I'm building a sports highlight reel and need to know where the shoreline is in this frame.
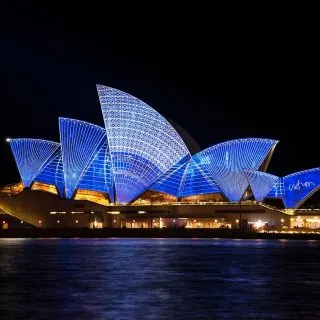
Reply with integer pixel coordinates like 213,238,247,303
1,228,320,240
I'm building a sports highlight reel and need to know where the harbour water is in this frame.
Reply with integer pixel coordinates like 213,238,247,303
0,238,319,319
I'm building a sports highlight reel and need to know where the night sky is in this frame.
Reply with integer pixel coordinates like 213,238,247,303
1,5,319,186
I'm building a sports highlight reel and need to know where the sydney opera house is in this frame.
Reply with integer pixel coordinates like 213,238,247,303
1,85,320,229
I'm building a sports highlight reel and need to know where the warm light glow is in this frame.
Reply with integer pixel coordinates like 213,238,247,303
76,220,79,223
0,181,23,195
281,219,284,223
5,138,11,142
138,211,146,214
253,220,266,228
31,182,58,195
107,211,120,214
306,218,320,223
132,190,178,205
74,189,110,206
236,219,239,223
57,220,60,223
113,220,116,223
2,221,5,224
39,220,42,224
21,221,23,224
181,193,224,203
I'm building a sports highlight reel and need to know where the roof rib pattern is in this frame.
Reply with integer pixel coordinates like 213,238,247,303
244,170,279,202
9,139,59,188
150,157,189,197
77,138,114,202
180,158,221,197
33,146,65,197
59,118,107,199
97,85,191,203
194,138,278,201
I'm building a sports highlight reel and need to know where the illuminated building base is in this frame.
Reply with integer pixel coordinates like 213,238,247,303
0,188,303,230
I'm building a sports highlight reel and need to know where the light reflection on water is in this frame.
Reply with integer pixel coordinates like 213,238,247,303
0,238,319,319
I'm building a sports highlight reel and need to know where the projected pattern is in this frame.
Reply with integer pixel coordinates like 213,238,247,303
59,118,107,199
267,180,285,198
77,139,114,202
282,168,320,208
33,146,65,197
244,170,279,202
180,158,221,197
195,139,278,201
151,158,189,197
9,139,59,188
97,85,191,203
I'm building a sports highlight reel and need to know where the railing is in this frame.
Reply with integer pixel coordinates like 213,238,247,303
116,200,285,209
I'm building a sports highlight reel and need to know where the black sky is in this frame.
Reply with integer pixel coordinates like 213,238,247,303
1,4,319,185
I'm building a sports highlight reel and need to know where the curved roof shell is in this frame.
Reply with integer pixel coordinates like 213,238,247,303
282,168,320,208
194,138,278,201
59,118,109,199
9,138,60,188
97,85,191,203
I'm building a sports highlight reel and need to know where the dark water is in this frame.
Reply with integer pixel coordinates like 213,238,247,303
0,239,319,319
